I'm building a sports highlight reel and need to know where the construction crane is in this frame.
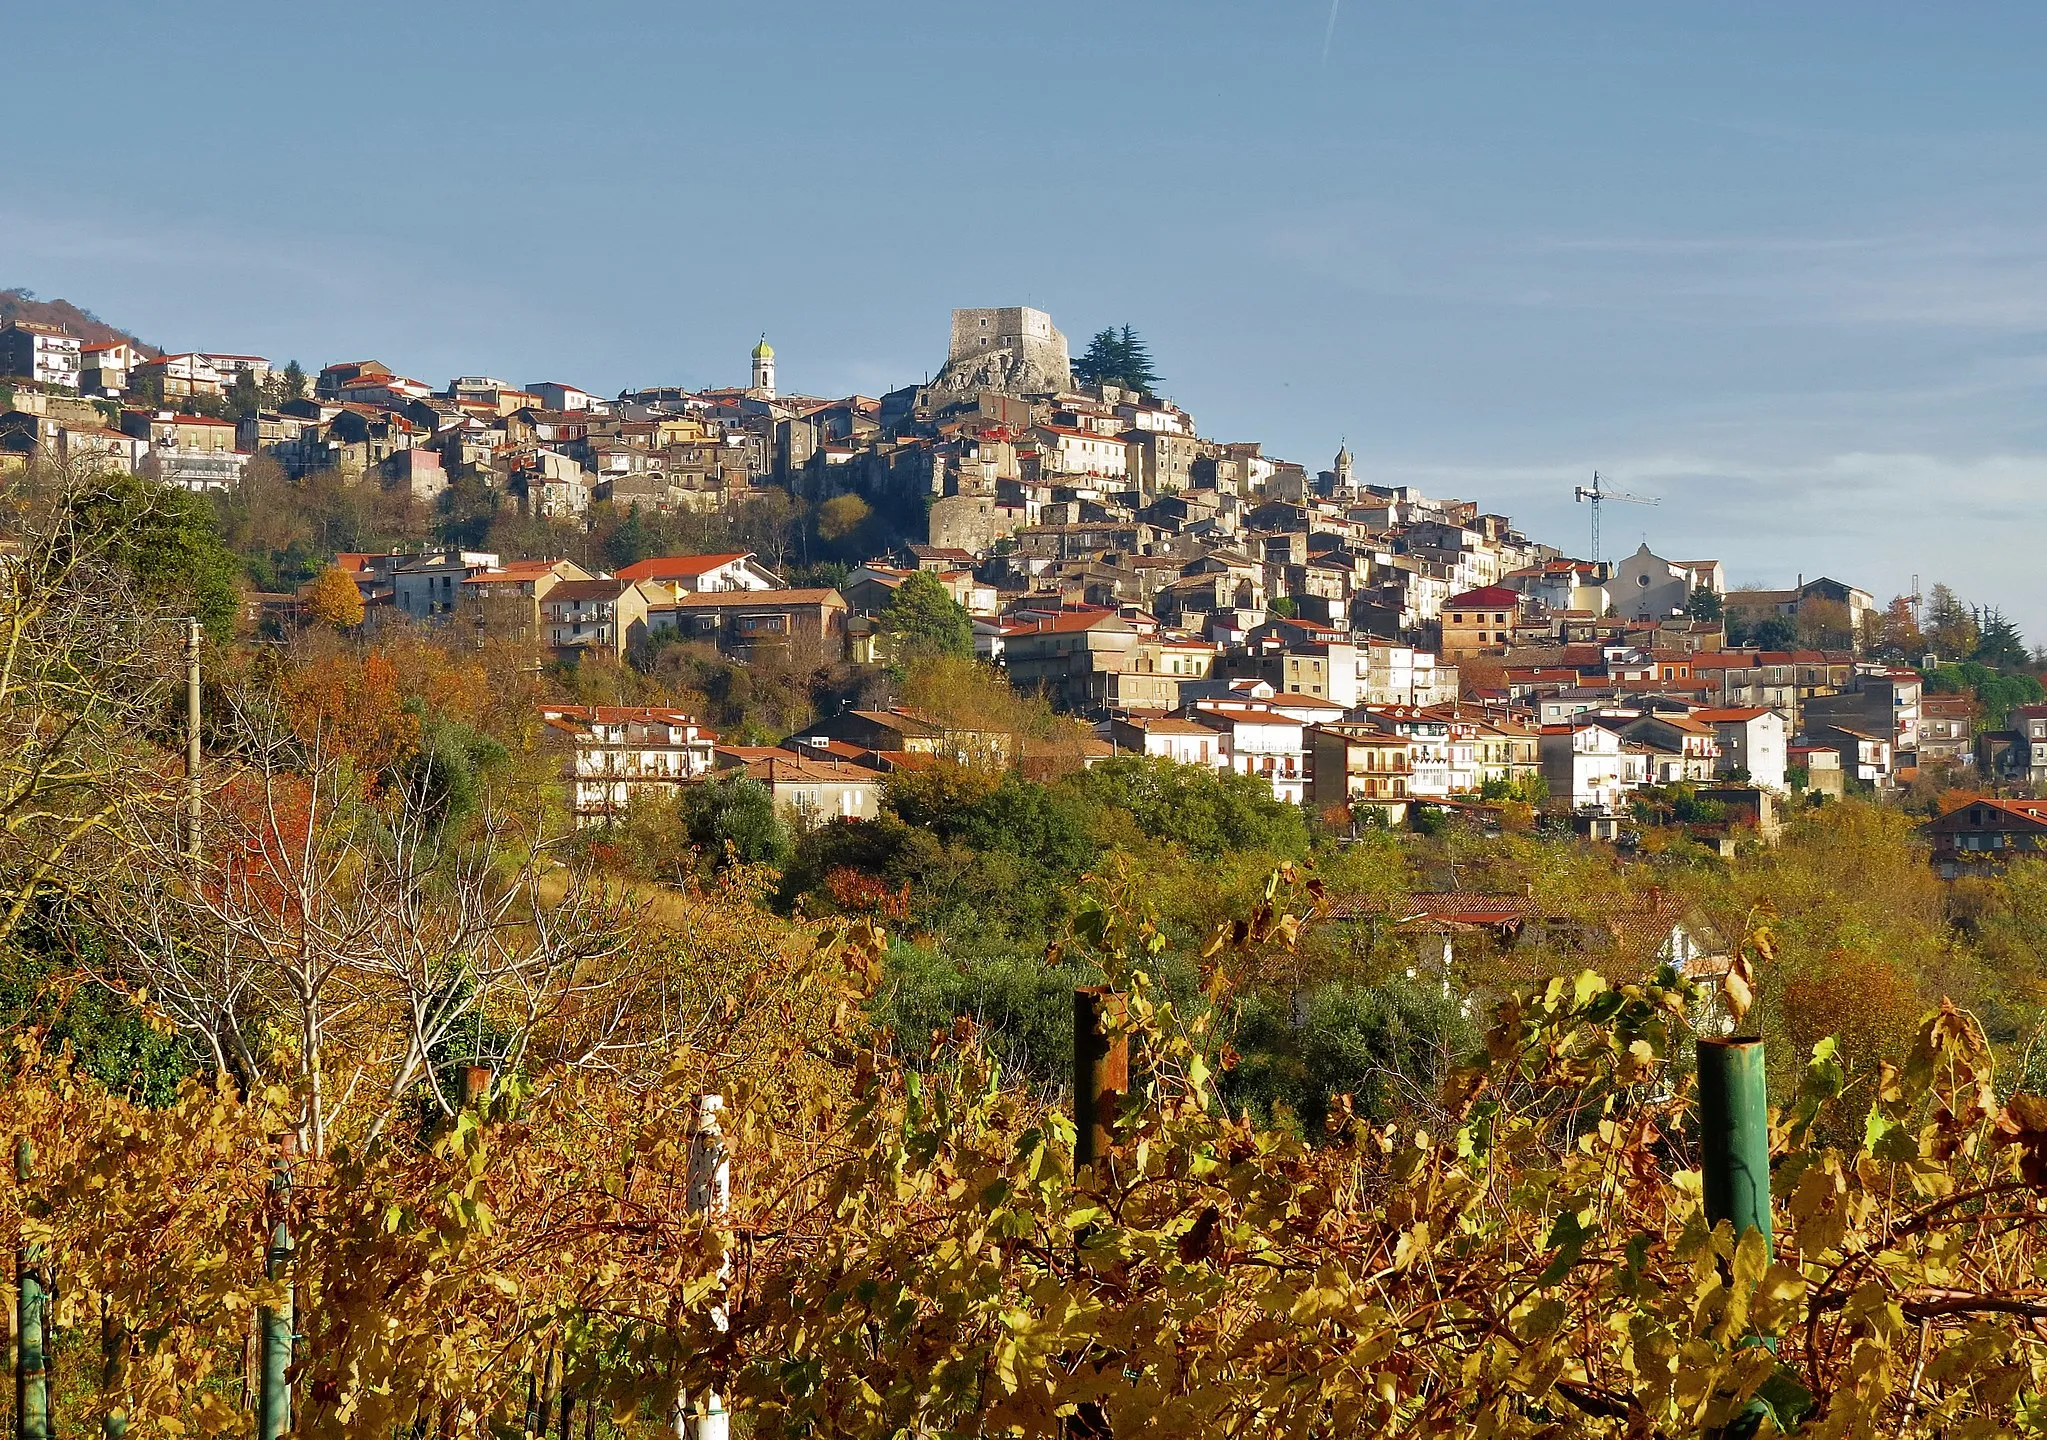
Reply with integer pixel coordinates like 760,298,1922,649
1573,471,1657,566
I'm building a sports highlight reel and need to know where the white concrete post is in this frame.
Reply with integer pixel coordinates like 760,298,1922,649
680,1094,730,1440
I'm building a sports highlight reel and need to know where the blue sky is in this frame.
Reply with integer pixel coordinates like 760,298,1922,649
6,2,2044,635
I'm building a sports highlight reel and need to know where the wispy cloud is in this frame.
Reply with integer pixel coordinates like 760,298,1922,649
1258,205,2047,331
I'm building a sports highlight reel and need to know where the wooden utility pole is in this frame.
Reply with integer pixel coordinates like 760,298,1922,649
185,618,203,868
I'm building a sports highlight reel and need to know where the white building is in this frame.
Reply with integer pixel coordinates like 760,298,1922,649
142,353,227,398
1029,424,1130,479
1189,702,1306,804
1540,722,1633,813
197,353,272,387
750,338,776,398
530,381,603,413
615,551,784,594
1357,642,1455,707
0,322,82,390
520,449,593,518
78,341,142,394
1694,707,1789,792
1107,715,1218,766
1611,714,1723,784
450,376,513,405
54,423,148,473
540,705,718,826
392,550,501,620
1355,707,1454,798
340,374,434,408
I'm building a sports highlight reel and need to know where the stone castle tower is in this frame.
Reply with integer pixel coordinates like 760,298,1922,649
751,336,775,398
934,306,1072,395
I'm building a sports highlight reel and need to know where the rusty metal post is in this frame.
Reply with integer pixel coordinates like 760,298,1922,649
1072,987,1128,1173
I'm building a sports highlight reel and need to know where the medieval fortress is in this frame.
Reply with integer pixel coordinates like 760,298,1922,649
936,306,1073,395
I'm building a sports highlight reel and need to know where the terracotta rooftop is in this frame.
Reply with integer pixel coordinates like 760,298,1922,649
615,552,755,581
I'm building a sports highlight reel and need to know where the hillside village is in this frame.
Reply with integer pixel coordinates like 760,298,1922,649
3,301,2043,858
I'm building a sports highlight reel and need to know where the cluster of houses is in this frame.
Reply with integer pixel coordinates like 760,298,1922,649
6,306,2043,850
539,700,1033,829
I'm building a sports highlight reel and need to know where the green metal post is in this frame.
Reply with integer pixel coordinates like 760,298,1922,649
1700,1037,1775,1439
257,1139,294,1440
1697,1038,1772,1253
16,1139,48,1440
102,1302,128,1440
256,1222,293,1437
1072,988,1128,1173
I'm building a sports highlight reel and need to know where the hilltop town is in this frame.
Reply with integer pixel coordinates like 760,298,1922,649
2,302,2041,857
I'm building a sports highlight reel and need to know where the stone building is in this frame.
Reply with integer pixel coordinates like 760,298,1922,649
935,307,1072,395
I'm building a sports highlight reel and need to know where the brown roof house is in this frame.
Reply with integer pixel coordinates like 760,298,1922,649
720,753,882,826
464,558,594,641
541,578,661,660
1921,797,2047,879
791,707,1014,769
645,587,849,661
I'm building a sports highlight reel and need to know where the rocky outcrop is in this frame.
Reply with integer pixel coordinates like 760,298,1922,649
930,343,1071,398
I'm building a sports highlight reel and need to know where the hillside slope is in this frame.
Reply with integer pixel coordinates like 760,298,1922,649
0,289,157,355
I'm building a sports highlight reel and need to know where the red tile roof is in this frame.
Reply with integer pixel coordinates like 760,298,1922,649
615,552,754,581
1446,586,1522,609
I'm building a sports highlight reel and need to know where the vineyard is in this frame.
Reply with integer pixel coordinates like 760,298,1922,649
1,471,2046,1437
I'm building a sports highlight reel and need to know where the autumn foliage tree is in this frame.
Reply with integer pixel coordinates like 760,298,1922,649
301,565,365,628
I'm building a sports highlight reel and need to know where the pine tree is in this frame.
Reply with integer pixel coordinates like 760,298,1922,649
1116,324,1161,393
1071,326,1163,396
1975,607,2028,668
1073,330,1121,388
